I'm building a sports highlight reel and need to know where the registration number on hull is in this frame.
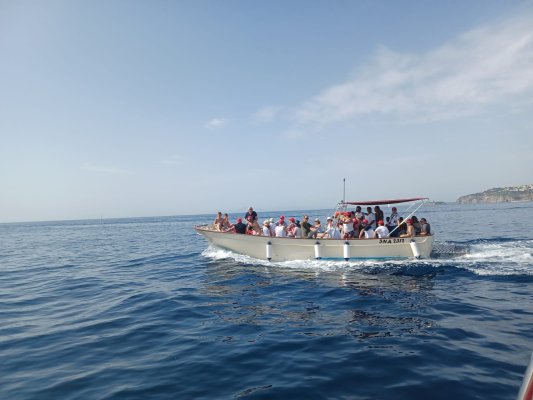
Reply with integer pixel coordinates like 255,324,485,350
379,238,405,244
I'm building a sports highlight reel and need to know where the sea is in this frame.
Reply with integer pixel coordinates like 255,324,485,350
1,202,532,400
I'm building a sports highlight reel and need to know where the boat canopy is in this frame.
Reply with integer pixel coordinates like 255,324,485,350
342,197,428,206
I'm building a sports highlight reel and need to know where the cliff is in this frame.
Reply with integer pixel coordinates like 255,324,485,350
457,184,533,204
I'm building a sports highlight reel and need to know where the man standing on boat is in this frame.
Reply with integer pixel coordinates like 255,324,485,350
245,207,258,222
301,215,312,238
365,207,375,227
374,206,384,227
387,207,399,230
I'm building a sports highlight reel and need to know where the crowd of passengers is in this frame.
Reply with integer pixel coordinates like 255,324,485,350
212,206,431,239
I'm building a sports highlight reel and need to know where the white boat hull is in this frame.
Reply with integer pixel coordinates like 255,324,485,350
195,226,434,261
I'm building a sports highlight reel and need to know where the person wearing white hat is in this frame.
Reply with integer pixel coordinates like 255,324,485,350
268,218,276,236
322,216,341,239
262,220,272,236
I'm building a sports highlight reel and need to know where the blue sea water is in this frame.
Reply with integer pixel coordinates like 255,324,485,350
1,202,532,400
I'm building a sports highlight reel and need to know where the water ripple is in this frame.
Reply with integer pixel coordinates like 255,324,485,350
1,207,532,399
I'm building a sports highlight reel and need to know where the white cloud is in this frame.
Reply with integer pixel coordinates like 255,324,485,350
205,118,228,129
80,163,130,175
252,105,281,123
294,13,533,127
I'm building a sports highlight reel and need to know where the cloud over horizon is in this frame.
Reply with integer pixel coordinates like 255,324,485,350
205,118,228,129
252,106,281,123
293,12,533,127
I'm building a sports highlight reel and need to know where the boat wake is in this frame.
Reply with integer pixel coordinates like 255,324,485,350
455,239,533,276
202,239,533,276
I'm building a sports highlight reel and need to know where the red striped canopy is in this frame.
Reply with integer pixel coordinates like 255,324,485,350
343,197,428,206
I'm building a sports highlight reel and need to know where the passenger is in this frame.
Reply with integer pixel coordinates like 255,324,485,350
387,207,400,231
391,217,406,237
322,217,341,239
307,218,324,239
374,220,390,238
359,219,375,239
274,222,288,237
354,213,363,232
213,212,224,230
374,206,384,228
395,217,407,237
245,207,258,222
352,218,360,238
341,216,355,239
411,216,421,235
246,216,261,235
287,217,301,238
354,206,364,220
262,220,272,236
268,218,276,236
419,218,431,235
301,215,312,238
222,213,232,230
233,218,247,234
400,219,416,237
277,215,287,227
365,207,375,228
245,216,254,235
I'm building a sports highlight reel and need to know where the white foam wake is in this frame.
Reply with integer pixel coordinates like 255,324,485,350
201,241,533,276
456,240,533,276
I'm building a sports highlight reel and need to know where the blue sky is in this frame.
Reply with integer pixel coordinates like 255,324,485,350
1,0,533,222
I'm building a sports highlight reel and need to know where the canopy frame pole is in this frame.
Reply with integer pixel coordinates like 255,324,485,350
343,178,346,204
389,199,428,236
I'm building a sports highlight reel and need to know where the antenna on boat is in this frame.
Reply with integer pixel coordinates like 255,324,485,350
342,178,346,203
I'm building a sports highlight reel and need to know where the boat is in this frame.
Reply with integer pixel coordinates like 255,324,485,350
518,352,533,400
195,198,434,262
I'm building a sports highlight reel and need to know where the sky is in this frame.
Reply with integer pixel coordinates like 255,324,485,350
1,0,533,222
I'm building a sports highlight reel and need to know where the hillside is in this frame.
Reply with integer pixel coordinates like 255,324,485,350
457,184,533,203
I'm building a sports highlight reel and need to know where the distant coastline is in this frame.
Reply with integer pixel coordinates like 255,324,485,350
457,184,533,204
